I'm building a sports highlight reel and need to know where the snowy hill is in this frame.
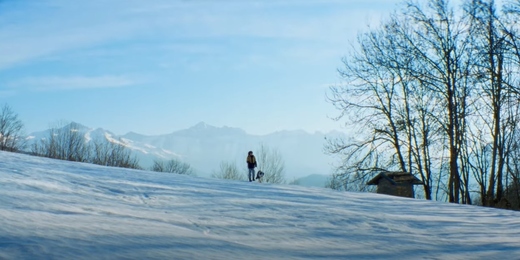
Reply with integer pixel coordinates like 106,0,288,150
27,122,340,179
1,151,519,259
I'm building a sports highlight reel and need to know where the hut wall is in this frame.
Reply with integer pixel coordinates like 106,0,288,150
376,178,397,196
396,185,414,198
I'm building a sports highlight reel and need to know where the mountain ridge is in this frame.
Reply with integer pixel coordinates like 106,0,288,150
26,121,343,180
120,121,336,138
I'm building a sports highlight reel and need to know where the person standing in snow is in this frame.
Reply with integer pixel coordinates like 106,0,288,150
247,151,257,182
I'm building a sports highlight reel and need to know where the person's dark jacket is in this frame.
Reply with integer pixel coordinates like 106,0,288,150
247,155,257,169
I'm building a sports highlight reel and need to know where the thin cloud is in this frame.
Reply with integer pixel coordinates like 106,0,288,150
0,90,17,98
0,0,401,70
8,75,139,92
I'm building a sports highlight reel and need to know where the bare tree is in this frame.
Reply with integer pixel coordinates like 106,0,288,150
0,104,25,152
255,144,285,184
403,0,475,203
328,0,482,204
326,0,520,209
325,173,346,191
91,138,141,169
327,5,445,200
462,0,520,206
151,158,194,175
32,122,90,162
287,178,301,185
31,122,141,169
212,161,244,180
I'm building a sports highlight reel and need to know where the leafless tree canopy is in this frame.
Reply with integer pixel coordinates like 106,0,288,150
212,161,244,181
31,122,141,170
91,139,141,169
328,0,520,209
256,144,285,184
0,104,25,152
32,122,90,162
151,159,195,175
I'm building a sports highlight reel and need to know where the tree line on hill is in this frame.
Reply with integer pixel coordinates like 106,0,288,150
327,0,520,210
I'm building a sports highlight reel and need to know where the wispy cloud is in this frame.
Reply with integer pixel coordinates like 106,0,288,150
8,75,139,92
0,0,165,70
0,90,17,98
0,0,401,70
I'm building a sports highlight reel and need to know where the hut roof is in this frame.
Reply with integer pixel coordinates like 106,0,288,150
367,171,423,185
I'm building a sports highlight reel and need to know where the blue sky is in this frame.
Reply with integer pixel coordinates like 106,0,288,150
0,0,402,135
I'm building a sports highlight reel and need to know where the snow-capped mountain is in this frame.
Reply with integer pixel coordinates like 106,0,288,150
25,122,180,168
26,122,342,179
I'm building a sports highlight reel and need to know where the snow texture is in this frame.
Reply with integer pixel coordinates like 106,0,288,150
1,151,519,259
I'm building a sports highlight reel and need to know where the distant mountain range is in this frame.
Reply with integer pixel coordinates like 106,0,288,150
26,122,343,186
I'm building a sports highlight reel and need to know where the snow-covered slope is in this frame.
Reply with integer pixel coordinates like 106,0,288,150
1,151,519,259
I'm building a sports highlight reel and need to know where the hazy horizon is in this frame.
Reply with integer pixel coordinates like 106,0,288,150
26,120,347,137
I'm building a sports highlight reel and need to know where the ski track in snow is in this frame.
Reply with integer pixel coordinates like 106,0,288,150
1,151,520,259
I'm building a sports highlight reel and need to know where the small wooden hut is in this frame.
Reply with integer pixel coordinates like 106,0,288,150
367,171,423,198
